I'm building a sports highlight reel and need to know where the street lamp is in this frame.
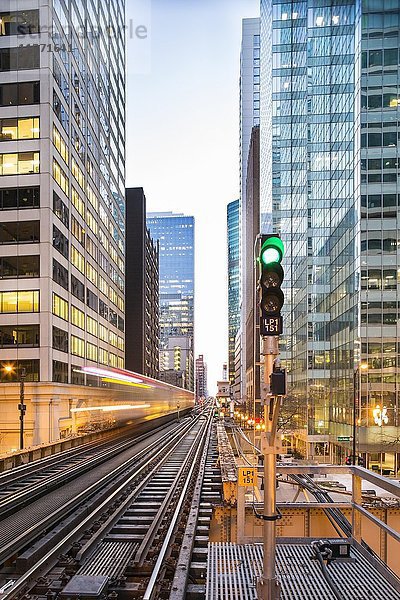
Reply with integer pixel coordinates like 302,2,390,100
3,364,26,450
352,362,368,465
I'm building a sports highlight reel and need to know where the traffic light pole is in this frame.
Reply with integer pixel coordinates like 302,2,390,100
257,336,281,600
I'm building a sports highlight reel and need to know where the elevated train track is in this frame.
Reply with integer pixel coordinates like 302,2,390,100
0,406,217,600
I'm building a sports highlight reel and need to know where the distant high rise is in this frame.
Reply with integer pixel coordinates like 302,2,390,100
227,199,240,388
240,17,261,405
195,354,208,402
260,0,400,471
125,188,159,379
147,212,194,391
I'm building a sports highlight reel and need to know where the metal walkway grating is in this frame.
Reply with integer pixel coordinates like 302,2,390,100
78,541,138,579
206,542,400,599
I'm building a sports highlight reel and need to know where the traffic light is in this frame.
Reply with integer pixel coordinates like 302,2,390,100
259,234,284,336
270,367,286,396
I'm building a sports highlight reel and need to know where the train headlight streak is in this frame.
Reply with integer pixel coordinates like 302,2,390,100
70,404,151,413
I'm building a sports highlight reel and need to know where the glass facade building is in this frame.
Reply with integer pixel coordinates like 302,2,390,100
260,0,400,470
227,199,240,386
0,0,126,386
147,212,194,391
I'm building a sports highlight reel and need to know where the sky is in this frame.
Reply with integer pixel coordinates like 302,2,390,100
125,0,260,390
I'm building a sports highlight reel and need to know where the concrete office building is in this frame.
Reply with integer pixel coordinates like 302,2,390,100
227,199,240,388
147,212,194,391
125,188,159,379
260,0,400,471
0,1,126,450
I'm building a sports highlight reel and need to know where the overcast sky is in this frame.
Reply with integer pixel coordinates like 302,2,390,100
125,0,260,390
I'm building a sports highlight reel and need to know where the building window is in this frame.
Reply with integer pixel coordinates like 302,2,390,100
99,324,108,342
0,10,39,35
53,293,68,321
53,225,69,259
87,315,98,336
0,290,39,313
0,187,39,210
53,258,68,290
0,255,39,278
0,81,40,106
109,353,118,367
71,245,84,274
86,342,98,362
71,215,84,245
87,289,98,311
0,220,39,244
71,305,85,329
0,117,39,141
53,124,69,165
0,360,39,382
71,334,85,358
53,159,68,195
86,262,97,286
0,152,39,175
109,309,117,327
118,316,124,332
72,187,84,217
71,365,84,385
53,191,69,226
53,360,68,383
99,299,108,319
53,326,68,352
0,46,40,72
99,348,108,365
0,324,39,347
71,274,85,302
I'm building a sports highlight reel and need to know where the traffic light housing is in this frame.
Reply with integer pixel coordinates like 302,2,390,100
259,235,284,336
270,367,286,396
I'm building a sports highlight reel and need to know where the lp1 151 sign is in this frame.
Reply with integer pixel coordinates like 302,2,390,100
261,316,283,336
238,467,258,487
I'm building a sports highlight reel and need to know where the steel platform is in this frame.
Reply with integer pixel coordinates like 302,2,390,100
206,541,400,599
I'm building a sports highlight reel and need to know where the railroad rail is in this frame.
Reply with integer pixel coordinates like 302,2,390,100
0,406,218,600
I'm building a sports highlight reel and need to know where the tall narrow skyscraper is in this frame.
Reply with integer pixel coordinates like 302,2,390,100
0,1,126,449
240,18,261,405
227,199,240,389
147,212,195,391
195,354,208,402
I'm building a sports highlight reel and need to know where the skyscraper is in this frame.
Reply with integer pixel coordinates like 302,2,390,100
260,0,400,471
240,18,261,405
227,199,240,389
195,354,208,402
147,212,194,391
125,188,159,379
0,1,126,449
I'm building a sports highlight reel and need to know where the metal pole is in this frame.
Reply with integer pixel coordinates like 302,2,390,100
258,336,280,600
352,368,357,465
19,367,26,451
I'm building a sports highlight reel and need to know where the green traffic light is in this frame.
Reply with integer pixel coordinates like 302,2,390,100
260,236,284,265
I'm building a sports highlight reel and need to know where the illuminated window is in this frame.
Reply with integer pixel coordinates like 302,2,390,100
71,334,84,357
86,262,97,286
53,293,68,321
71,245,84,274
0,117,39,141
86,209,97,235
53,159,68,195
118,336,124,351
117,356,124,369
109,331,118,348
71,305,85,329
53,124,69,165
86,341,98,362
72,187,85,217
72,157,84,190
87,315,98,336
71,215,84,245
99,348,108,365
109,287,118,306
0,152,39,175
99,275,108,296
0,290,39,313
109,352,117,367
86,236,97,261
117,296,124,311
86,183,98,211
99,324,108,342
